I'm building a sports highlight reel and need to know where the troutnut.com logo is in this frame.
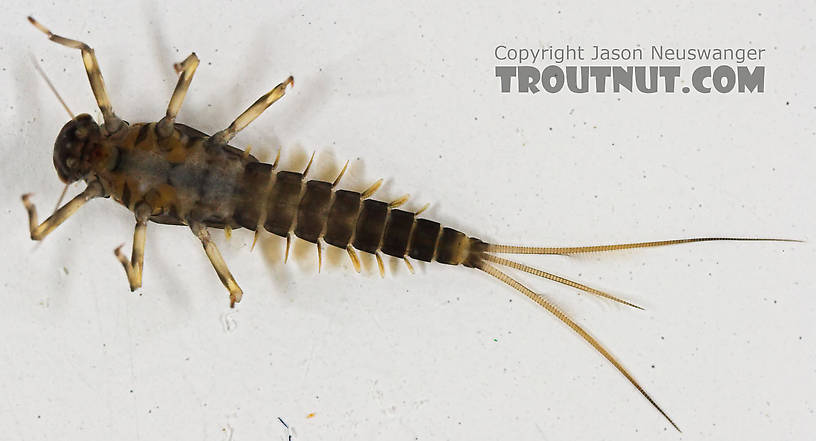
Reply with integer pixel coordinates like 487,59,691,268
495,45,766,94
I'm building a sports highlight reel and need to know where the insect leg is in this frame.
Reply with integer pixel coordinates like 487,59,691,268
157,53,200,137
114,204,151,291
209,76,294,145
27,17,123,134
191,222,243,308
22,182,104,241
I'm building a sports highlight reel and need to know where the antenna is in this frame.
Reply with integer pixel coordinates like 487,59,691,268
30,55,75,119
30,57,74,218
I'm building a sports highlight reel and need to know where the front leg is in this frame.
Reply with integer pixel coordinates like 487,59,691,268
114,203,151,291
28,17,123,133
22,182,103,241
190,222,243,308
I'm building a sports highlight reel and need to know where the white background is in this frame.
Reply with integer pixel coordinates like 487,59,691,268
1,1,814,440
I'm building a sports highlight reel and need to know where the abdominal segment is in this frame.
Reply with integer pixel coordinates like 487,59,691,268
230,161,481,266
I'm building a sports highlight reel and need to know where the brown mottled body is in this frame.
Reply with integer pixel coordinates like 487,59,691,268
23,17,792,431
99,120,485,268
101,122,257,229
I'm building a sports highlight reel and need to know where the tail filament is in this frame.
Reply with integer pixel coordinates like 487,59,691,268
478,262,681,431
487,237,799,255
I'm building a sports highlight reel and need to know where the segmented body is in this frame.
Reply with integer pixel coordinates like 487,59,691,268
99,121,486,268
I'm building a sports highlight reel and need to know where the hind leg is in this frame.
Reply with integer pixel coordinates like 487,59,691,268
114,204,151,291
209,76,294,145
190,222,243,307
28,17,123,133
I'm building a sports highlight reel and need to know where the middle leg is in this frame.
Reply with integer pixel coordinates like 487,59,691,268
156,53,200,137
114,203,151,291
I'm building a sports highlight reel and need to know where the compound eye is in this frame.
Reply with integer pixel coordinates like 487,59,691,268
75,127,88,139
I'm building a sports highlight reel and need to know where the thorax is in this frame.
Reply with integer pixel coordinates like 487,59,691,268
92,122,257,226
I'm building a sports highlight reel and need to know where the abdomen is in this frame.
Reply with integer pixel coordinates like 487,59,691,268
230,164,485,266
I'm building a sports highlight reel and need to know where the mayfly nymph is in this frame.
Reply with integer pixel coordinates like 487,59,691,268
22,17,793,431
